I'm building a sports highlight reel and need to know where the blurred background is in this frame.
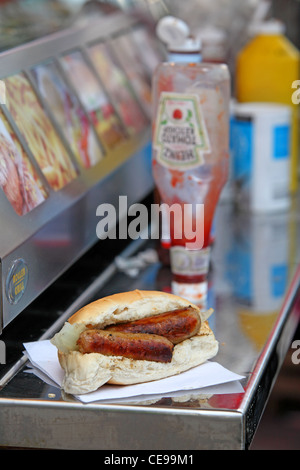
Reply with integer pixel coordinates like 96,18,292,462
0,0,299,54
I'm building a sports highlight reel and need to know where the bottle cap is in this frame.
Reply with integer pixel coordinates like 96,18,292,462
250,18,285,36
156,15,201,53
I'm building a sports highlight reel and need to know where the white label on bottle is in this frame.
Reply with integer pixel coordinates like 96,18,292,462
170,246,211,276
153,92,211,170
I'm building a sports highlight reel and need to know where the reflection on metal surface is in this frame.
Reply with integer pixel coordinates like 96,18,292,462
0,200,298,449
226,211,290,351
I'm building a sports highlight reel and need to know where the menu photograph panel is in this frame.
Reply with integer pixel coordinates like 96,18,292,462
131,27,164,76
4,73,77,191
60,51,127,150
109,34,152,118
88,42,148,135
0,108,47,215
32,60,104,169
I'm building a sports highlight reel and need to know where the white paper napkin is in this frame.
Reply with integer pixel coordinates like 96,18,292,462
23,340,245,404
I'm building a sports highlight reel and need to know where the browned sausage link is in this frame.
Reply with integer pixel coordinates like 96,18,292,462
105,307,201,345
77,329,174,363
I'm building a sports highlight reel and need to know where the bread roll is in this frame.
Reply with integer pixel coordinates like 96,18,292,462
51,290,218,394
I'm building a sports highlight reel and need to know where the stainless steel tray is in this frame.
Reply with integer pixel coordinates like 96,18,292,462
0,201,299,450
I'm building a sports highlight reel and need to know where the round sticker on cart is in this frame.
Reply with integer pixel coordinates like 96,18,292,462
5,258,29,305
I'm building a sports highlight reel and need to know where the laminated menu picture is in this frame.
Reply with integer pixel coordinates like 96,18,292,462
131,27,164,75
88,42,148,135
110,34,152,118
32,61,103,169
61,51,127,150
0,108,46,215
5,73,77,191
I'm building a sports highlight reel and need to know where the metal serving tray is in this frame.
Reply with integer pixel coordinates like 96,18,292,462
0,200,299,450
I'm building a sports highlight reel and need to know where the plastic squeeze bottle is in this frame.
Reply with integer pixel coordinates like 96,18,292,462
152,16,230,305
154,17,203,261
236,19,300,193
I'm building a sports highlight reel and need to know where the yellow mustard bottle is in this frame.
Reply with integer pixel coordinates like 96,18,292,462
236,19,300,193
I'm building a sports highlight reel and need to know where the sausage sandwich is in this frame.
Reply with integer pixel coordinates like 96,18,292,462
51,290,218,394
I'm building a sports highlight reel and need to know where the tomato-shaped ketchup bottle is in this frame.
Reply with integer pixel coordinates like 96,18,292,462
152,16,230,307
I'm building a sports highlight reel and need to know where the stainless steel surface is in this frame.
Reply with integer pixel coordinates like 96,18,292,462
0,200,299,450
0,10,154,330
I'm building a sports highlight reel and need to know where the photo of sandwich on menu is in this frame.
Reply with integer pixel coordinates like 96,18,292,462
5,73,77,191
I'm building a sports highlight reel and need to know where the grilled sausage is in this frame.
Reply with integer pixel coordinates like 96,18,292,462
77,329,174,363
105,307,201,345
